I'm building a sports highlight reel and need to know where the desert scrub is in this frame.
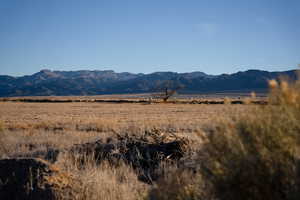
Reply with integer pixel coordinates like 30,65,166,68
197,78,300,200
147,77,300,200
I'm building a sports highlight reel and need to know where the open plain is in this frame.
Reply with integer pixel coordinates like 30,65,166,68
0,100,249,199
0,101,248,152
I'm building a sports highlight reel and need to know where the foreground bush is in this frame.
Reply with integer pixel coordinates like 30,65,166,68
149,77,300,200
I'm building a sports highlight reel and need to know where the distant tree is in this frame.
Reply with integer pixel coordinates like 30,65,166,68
152,80,184,102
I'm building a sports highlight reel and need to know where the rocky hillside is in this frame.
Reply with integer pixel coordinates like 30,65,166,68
0,69,298,97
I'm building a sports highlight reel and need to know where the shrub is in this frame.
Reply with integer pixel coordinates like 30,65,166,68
223,97,231,105
198,78,300,200
147,76,300,200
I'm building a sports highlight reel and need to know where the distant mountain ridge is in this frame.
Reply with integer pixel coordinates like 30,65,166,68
0,69,298,97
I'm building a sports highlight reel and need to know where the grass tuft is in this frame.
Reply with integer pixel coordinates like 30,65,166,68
56,152,148,200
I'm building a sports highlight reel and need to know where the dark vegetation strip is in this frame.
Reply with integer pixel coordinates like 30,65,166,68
0,98,268,105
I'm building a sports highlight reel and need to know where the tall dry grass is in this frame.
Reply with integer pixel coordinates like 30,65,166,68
0,121,3,132
148,168,211,200
0,121,8,158
56,152,148,200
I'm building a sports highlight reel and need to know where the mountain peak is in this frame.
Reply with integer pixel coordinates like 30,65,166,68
40,69,52,73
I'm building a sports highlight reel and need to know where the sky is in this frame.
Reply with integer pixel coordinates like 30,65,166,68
0,0,299,76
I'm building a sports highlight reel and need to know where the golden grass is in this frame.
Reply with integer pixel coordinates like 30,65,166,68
0,102,249,160
148,168,207,200
56,153,147,200
0,102,246,134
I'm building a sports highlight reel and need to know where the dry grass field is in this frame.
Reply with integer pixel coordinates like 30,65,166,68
0,102,247,165
0,79,299,200
0,101,247,199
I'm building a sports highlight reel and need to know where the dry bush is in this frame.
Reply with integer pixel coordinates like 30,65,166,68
56,152,148,200
197,78,300,200
223,97,231,105
268,78,300,106
147,77,300,200
242,97,252,105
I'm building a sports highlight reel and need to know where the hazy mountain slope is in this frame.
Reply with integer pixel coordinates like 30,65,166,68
181,70,298,92
0,69,298,97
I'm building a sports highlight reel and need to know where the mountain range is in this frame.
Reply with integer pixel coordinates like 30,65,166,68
0,69,298,97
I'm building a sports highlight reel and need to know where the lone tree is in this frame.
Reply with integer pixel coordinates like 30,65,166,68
152,80,184,102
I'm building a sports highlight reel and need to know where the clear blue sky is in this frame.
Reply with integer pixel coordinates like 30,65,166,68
0,0,299,76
